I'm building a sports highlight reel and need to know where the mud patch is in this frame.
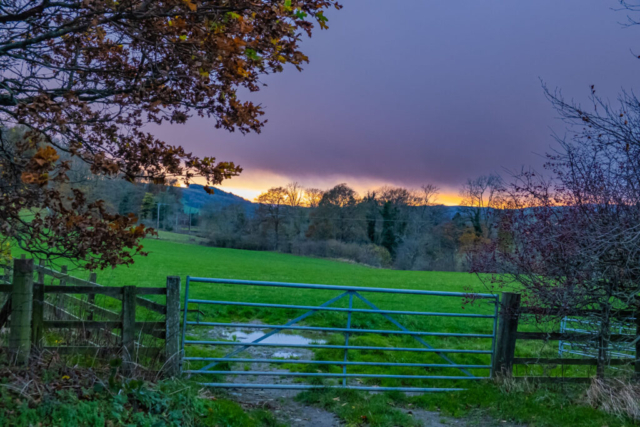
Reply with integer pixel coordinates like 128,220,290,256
401,407,525,426
232,392,341,426
200,326,520,426
205,325,340,425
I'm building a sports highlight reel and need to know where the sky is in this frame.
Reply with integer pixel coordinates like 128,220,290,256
158,0,640,204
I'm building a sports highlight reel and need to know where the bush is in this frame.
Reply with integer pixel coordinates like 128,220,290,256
207,232,270,251
207,232,392,268
393,238,462,272
290,240,391,268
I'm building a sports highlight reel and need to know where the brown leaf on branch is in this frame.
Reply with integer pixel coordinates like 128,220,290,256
0,0,341,268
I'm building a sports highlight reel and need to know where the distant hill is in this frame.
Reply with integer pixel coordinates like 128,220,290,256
181,184,254,213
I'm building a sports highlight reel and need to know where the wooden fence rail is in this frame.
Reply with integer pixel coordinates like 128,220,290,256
494,292,640,383
0,258,180,377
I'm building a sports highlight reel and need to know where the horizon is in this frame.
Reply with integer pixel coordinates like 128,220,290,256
196,180,464,206
158,0,639,204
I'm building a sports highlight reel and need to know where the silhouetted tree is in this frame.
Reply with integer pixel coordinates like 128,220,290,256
313,183,360,242
459,174,503,238
256,187,288,249
304,188,324,208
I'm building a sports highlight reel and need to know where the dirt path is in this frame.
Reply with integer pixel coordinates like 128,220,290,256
227,386,519,427
203,327,522,426
400,407,524,427
229,388,340,426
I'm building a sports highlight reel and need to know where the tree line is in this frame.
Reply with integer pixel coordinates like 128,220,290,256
41,148,504,272
200,178,504,271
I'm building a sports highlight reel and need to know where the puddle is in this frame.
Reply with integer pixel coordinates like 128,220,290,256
272,351,300,359
218,329,326,346
206,327,327,359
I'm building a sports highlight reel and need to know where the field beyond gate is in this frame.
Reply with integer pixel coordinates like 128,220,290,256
181,277,500,392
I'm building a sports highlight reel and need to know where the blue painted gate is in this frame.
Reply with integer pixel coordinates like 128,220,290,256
180,277,499,393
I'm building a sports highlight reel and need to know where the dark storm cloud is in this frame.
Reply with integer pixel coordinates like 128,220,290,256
158,0,639,190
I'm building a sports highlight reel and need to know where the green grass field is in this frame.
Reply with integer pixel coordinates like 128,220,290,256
14,234,601,379
10,233,636,426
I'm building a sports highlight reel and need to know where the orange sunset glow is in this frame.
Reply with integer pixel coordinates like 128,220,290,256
210,170,464,205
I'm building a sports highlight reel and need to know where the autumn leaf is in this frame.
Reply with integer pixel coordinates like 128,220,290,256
32,146,60,167
183,0,197,12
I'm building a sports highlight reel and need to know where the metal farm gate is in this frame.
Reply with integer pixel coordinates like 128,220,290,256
180,277,499,392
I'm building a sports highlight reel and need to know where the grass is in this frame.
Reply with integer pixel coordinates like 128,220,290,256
9,232,637,426
0,374,283,427
22,236,504,381
42,235,599,378
295,383,638,427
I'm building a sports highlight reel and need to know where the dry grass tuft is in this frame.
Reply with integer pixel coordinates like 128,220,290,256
495,372,535,394
586,378,640,421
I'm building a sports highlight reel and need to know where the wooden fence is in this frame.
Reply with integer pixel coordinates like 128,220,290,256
494,292,640,383
0,258,180,376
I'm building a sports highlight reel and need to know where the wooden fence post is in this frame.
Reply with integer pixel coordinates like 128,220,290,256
2,263,9,282
31,260,45,350
59,265,67,286
165,276,181,377
37,259,45,285
121,286,136,375
494,292,521,376
0,261,13,328
85,272,97,341
9,258,34,364
53,265,68,319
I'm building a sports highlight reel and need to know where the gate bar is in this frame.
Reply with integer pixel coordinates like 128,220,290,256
200,383,466,392
187,299,496,318
186,321,495,338
184,357,491,369
186,371,490,380
183,340,492,353
188,277,497,298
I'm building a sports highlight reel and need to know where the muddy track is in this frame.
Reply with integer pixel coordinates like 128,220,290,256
201,327,521,426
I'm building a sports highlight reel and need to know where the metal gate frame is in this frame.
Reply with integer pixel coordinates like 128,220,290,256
181,277,499,392
559,316,637,359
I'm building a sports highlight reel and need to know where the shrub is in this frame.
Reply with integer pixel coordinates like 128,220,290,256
290,240,391,268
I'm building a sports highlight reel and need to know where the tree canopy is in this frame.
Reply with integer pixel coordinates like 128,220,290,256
0,0,341,268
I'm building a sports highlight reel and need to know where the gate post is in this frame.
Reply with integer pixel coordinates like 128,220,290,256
9,258,34,365
165,276,181,377
494,292,521,376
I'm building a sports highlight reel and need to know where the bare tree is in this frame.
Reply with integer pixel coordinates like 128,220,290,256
285,182,304,207
304,188,324,208
378,186,418,206
418,184,440,206
459,174,503,237
472,86,640,378
409,184,442,236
